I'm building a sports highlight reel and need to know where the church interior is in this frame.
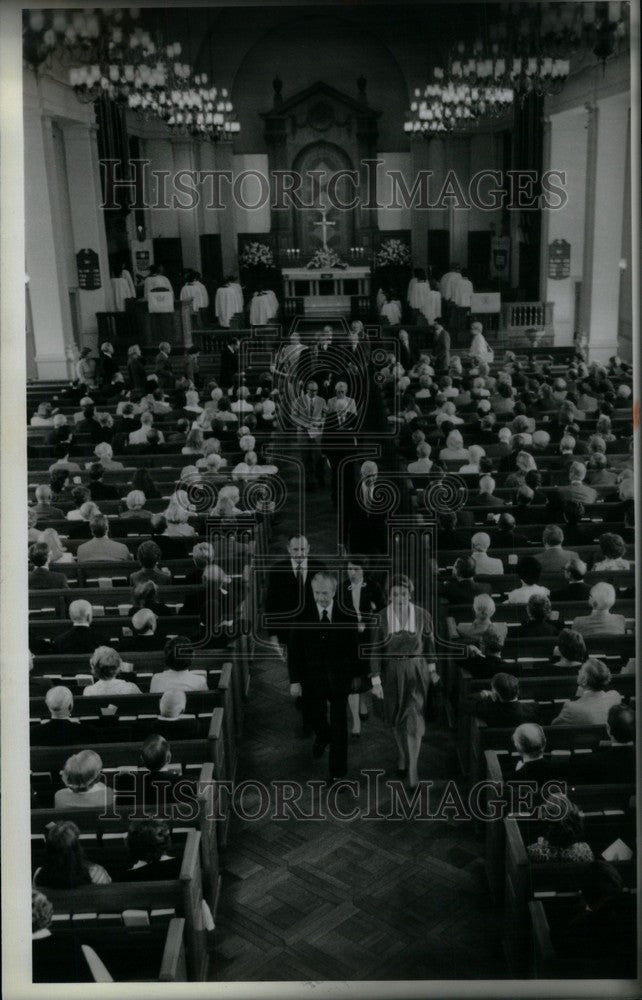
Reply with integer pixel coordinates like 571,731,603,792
16,0,639,989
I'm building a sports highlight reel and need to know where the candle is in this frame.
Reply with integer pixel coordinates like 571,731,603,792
608,1,621,22
583,2,595,24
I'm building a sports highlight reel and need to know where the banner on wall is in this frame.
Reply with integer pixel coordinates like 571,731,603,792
548,238,571,279
489,237,510,280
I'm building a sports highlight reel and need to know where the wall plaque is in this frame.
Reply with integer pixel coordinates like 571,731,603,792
76,248,101,290
548,238,571,279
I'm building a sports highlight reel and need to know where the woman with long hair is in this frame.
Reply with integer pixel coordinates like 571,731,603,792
33,821,111,889
370,575,440,789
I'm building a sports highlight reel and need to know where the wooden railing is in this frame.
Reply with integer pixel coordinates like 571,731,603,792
501,301,554,331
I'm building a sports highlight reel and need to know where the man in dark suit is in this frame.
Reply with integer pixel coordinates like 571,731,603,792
31,485,65,523
30,686,93,746
488,513,532,550
348,461,388,555
440,556,492,604
432,319,451,373
550,558,592,602
88,462,120,501
310,326,338,398
55,599,100,653
435,511,472,550
134,689,199,741
470,672,538,728
569,703,635,785
95,341,119,388
509,722,567,785
219,336,241,389
288,571,362,782
264,534,321,661
154,342,175,392
475,475,506,508
29,542,69,590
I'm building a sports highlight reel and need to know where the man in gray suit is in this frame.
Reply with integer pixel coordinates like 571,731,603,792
77,514,130,563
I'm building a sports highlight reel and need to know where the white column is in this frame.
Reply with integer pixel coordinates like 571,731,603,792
63,120,113,347
24,92,74,378
586,91,629,362
544,106,588,345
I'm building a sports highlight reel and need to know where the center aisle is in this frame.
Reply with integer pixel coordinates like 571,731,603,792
213,433,507,982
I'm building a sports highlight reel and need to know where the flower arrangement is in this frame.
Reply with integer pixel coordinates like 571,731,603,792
240,243,275,268
306,249,346,270
374,239,412,267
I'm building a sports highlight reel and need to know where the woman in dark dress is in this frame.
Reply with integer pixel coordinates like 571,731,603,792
370,575,440,788
340,557,385,737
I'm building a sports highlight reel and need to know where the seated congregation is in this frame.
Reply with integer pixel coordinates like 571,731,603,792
27,322,636,981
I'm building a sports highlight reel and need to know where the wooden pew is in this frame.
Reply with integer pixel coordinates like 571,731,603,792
503,808,635,974
31,710,227,806
42,829,209,980
528,894,637,979
30,672,239,783
31,763,222,919
483,748,635,906
37,917,187,982
456,671,635,775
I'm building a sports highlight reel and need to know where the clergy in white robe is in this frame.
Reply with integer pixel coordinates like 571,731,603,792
380,297,402,326
121,267,136,299
415,282,441,325
439,266,461,302
250,290,278,326
193,275,210,309
111,276,131,312
215,283,240,328
144,269,174,314
407,275,419,308
180,279,201,314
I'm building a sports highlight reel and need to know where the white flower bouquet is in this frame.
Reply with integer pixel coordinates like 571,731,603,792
240,242,275,268
306,248,346,269
374,239,412,267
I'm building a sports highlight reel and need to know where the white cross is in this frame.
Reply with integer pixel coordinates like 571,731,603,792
312,206,336,251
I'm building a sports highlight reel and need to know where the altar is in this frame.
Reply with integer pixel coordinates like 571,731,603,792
282,266,371,317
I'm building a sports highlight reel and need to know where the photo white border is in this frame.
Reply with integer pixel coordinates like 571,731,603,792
1,1,640,998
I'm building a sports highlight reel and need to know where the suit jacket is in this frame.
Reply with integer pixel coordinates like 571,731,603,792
489,529,532,549
535,546,580,572
551,689,622,726
288,601,362,693
30,718,96,747
515,619,562,638
571,611,627,636
77,537,131,562
559,482,598,505
550,581,592,602
293,393,327,434
433,327,451,370
133,716,200,741
472,698,538,728
475,492,506,508
29,567,68,590
339,579,385,622
264,558,322,641
55,625,101,654
508,755,566,784
89,481,120,501
95,351,120,386
219,345,240,388
155,352,174,389
127,356,148,391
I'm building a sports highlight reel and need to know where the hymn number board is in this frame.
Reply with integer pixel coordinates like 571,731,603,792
548,239,571,280
76,248,102,290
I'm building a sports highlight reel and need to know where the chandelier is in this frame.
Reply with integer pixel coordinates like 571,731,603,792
23,10,241,142
404,79,513,136
410,0,631,128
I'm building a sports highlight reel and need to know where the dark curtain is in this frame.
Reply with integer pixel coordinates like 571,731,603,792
512,93,544,300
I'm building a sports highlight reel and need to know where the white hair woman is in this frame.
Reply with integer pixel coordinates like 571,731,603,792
38,528,75,563
456,593,508,642
439,429,470,462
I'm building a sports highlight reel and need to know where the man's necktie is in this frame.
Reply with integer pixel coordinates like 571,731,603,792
321,609,329,622
295,563,303,582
